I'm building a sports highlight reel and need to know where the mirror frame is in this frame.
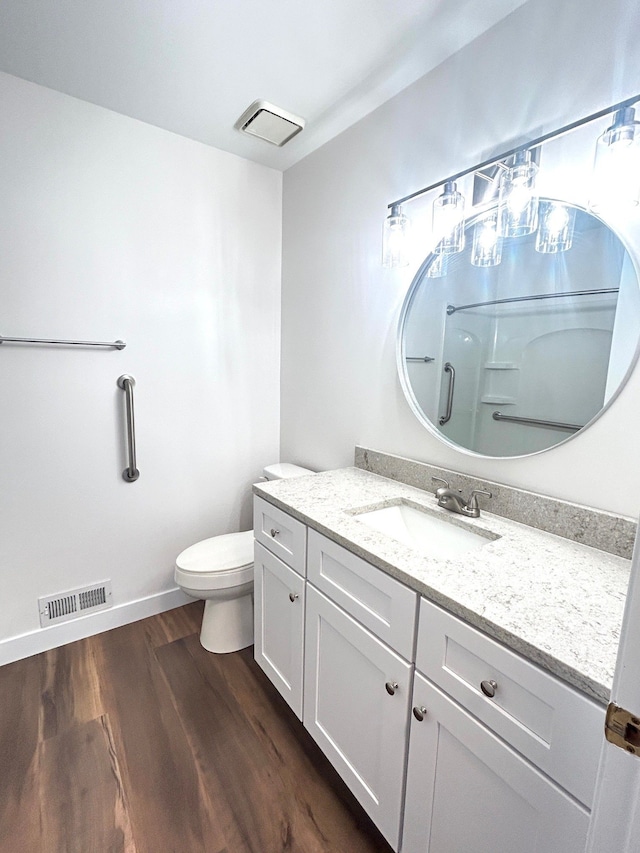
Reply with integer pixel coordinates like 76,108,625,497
396,199,640,459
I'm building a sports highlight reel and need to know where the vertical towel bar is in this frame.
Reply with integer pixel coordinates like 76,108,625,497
117,375,140,482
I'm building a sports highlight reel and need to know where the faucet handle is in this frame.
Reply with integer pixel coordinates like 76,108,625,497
468,489,492,509
432,477,449,491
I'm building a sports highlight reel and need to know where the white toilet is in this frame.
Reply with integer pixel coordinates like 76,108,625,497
174,463,313,653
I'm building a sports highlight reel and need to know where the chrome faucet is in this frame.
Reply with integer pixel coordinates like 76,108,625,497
432,477,492,518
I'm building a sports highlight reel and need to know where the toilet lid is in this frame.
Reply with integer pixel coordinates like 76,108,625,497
176,530,254,573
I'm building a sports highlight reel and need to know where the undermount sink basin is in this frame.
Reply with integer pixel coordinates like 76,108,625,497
353,501,498,559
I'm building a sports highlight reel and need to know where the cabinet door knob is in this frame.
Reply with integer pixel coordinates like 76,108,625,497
385,681,399,696
270,528,280,538
289,592,299,603
412,706,427,722
480,679,498,698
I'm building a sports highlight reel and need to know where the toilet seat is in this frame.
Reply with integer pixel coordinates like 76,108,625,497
175,530,254,592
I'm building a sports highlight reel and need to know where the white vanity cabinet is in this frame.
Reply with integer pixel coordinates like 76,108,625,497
401,672,590,853
304,583,413,849
254,542,305,718
305,529,418,848
254,506,418,850
253,495,605,853
401,597,604,853
413,597,604,809
253,497,307,719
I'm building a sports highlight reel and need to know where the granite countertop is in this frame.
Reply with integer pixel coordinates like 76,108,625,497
254,467,631,705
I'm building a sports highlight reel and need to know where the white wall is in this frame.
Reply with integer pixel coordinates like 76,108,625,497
0,73,282,644
281,0,640,516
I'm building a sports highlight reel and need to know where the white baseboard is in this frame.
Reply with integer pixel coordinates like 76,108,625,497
0,587,193,666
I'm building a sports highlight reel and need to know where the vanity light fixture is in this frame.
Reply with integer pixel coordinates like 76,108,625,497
535,201,576,253
471,210,503,266
498,149,538,238
382,204,411,268
590,107,640,211
382,91,640,269
426,250,449,278
432,181,465,254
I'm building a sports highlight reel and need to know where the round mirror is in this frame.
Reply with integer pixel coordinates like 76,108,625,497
398,199,640,457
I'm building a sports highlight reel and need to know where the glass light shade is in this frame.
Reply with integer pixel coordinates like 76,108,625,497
590,107,640,211
498,150,539,237
426,250,449,278
471,211,502,266
433,181,465,254
382,204,410,268
536,201,576,253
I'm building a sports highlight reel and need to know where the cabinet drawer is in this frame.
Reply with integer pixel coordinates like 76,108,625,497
254,496,307,575
307,529,417,660
416,597,604,808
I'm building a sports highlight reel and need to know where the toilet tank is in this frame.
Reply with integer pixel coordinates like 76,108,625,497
262,463,314,481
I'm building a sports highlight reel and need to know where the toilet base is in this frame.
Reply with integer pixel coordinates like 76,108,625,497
199,593,254,653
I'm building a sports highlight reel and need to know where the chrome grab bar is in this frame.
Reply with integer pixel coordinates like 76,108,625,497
492,411,582,432
0,335,125,349
117,375,140,481
439,362,455,425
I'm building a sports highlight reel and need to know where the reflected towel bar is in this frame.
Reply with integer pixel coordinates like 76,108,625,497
446,288,619,315
493,411,583,432
406,356,435,363
0,335,126,349
118,375,140,482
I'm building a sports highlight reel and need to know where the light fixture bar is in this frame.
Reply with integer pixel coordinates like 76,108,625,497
388,91,640,211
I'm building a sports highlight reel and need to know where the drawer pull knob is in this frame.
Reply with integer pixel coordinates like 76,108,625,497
385,681,399,696
481,679,498,698
289,592,299,603
412,705,427,722
270,528,280,538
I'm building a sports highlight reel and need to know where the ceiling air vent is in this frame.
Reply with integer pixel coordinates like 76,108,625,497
38,581,113,628
235,100,305,146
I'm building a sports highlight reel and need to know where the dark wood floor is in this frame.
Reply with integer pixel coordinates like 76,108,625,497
0,602,393,853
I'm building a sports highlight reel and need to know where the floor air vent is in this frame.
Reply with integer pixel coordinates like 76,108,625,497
39,581,113,627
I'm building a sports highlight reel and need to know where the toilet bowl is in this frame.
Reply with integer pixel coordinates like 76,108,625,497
175,531,255,653
174,463,313,653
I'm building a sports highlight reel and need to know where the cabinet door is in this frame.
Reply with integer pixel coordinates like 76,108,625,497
401,672,589,853
254,542,305,719
304,584,412,851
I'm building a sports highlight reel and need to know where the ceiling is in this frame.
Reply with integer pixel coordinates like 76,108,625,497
0,0,528,171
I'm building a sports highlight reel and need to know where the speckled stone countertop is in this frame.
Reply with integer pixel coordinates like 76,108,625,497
254,467,631,705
